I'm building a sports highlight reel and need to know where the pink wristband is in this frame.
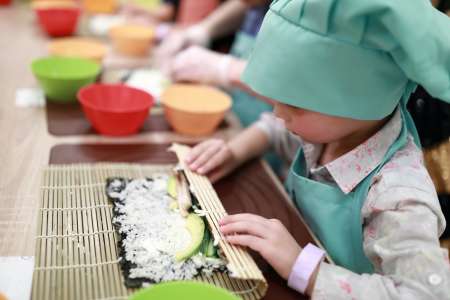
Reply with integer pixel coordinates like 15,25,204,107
288,243,325,294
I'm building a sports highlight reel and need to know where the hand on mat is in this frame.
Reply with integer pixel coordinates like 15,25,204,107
185,139,240,183
220,213,302,280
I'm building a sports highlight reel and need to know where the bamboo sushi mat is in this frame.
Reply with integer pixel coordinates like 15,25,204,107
32,163,267,300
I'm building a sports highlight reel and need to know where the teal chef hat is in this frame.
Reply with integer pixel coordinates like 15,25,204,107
241,0,450,120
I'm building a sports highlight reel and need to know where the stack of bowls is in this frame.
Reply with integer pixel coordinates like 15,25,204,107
109,24,155,57
161,84,232,136
32,0,80,37
48,38,108,64
31,56,100,102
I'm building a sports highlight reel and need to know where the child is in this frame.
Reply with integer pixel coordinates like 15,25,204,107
156,0,273,127
185,0,450,298
157,0,284,173
167,0,272,127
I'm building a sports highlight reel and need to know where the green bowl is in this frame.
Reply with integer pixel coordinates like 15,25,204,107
31,56,100,102
129,282,240,300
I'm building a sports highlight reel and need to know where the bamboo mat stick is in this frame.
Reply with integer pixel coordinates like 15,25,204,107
70,166,78,300
82,166,96,298
61,167,68,300
66,167,74,300
98,168,119,299
33,170,46,300
97,166,122,298
85,166,106,299
75,166,89,300
54,169,61,300
91,167,113,299
45,166,54,300
55,167,63,300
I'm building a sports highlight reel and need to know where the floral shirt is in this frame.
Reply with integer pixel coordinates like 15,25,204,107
255,108,450,299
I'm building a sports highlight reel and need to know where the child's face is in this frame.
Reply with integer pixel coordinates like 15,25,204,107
273,102,382,144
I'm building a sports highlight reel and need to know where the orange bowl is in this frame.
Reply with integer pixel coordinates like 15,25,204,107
31,0,77,9
49,37,107,64
109,24,154,57
83,0,118,14
161,84,232,136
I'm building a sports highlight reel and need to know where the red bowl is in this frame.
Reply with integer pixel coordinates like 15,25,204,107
0,0,12,6
35,7,80,37
78,84,154,136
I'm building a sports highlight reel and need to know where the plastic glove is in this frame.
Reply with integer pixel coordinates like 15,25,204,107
170,46,234,87
154,24,211,72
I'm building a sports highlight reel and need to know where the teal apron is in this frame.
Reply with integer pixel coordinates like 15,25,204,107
285,83,420,273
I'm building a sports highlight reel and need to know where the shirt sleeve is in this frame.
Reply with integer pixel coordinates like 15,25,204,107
254,112,301,165
311,139,450,300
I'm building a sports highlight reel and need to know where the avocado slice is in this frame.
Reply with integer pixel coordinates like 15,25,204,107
167,175,177,199
175,213,205,261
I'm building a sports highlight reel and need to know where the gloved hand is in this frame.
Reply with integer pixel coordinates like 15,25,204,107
170,46,234,87
154,24,211,72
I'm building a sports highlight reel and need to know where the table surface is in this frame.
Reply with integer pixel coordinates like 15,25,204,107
0,4,241,257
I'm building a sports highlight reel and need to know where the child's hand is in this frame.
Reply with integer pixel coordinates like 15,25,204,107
185,139,239,183
220,214,301,280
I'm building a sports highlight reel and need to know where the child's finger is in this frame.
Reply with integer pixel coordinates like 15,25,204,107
225,234,266,254
190,142,223,171
185,140,216,163
220,221,268,239
220,213,269,226
197,147,229,174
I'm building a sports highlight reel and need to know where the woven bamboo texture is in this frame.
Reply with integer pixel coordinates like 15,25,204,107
32,162,267,300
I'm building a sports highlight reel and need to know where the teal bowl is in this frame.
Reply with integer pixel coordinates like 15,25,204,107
31,56,100,102
129,282,240,300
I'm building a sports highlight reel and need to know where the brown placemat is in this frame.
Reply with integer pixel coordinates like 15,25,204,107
48,143,315,300
45,102,228,136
